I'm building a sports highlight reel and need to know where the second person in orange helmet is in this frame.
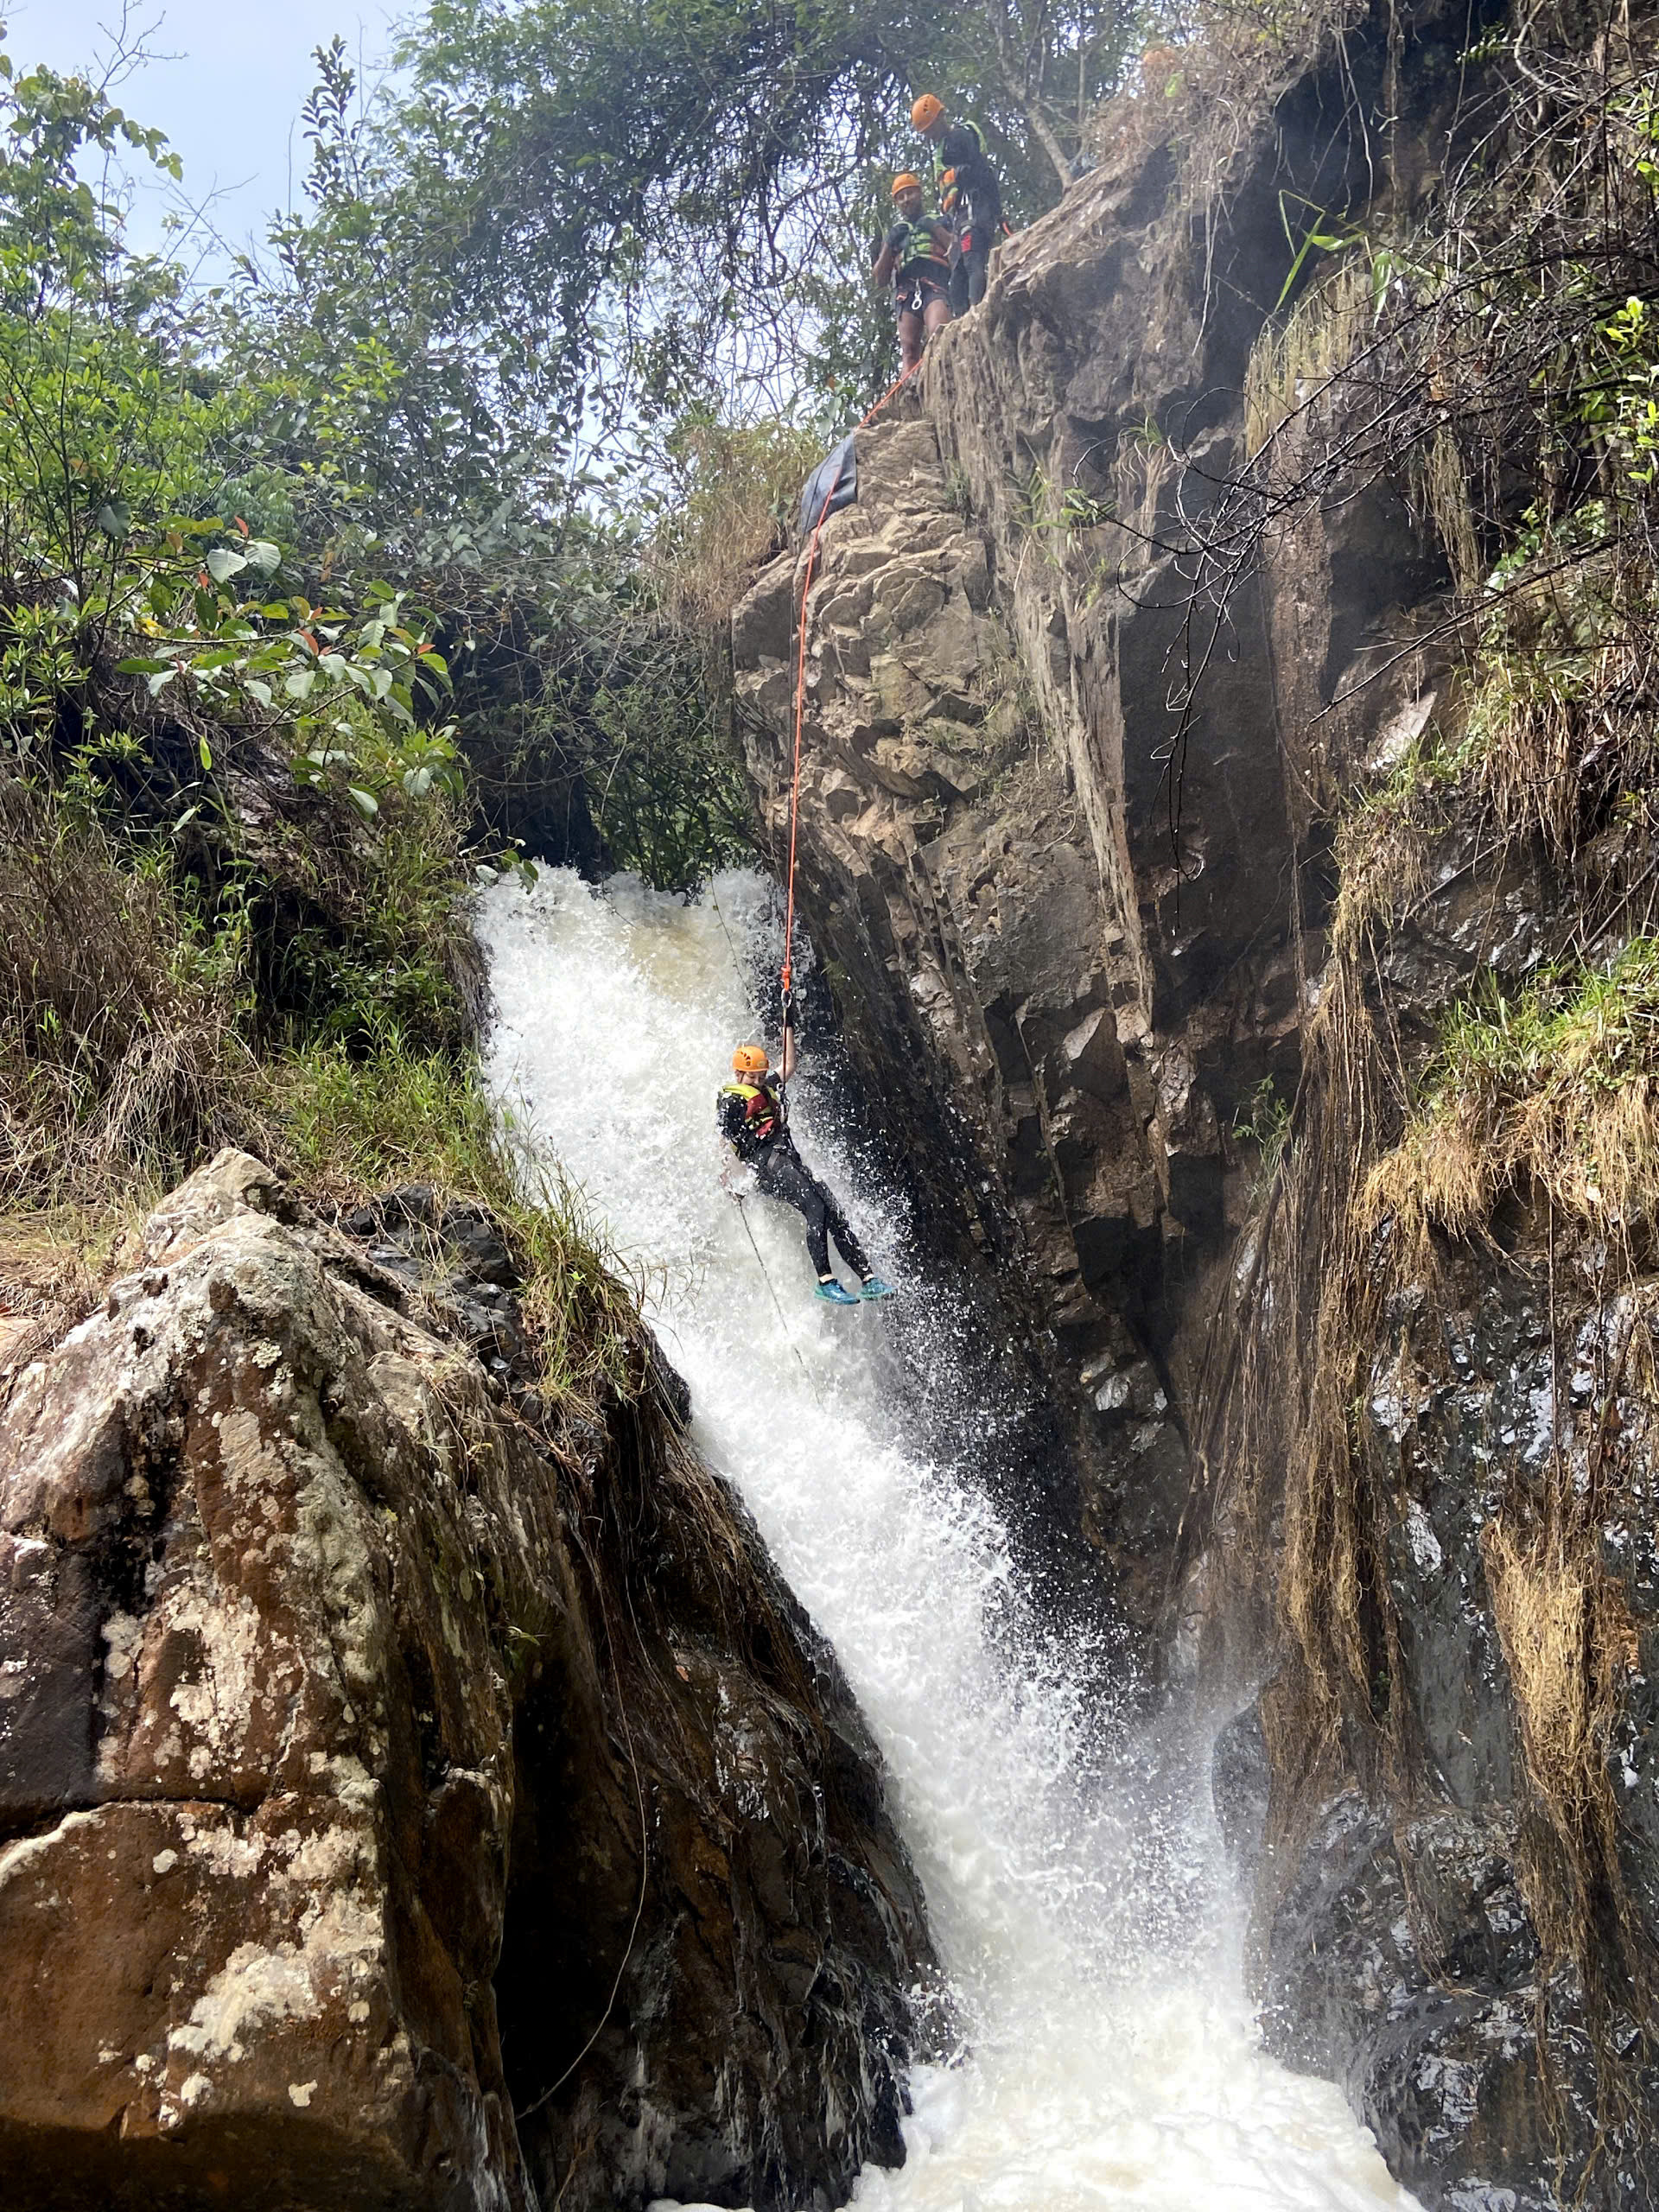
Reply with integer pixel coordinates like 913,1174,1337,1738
911,93,1004,315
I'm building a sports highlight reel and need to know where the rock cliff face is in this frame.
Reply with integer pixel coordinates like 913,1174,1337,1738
0,1153,932,2211
731,5,1448,1634
731,1,1659,2203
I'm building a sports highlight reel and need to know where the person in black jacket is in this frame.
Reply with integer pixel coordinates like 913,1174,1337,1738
911,92,1004,314
719,1041,894,1305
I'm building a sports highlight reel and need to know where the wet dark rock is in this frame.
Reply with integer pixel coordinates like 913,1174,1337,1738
441,1214,517,1289
1259,1789,1643,2209
647,1338,693,1430
1210,1701,1269,1894
1243,1244,1659,2208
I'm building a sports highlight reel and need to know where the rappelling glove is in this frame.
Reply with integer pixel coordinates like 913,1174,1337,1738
885,219,912,255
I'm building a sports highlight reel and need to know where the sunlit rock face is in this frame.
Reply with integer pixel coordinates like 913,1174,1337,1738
0,1152,932,2211
730,0,1659,2201
728,60,1441,1634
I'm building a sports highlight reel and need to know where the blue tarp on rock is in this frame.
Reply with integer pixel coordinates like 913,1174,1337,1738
797,434,857,535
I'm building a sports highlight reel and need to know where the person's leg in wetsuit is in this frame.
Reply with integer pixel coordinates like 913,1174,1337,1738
952,226,989,309
753,1144,873,1281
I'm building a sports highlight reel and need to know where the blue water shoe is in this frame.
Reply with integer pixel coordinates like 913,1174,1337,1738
859,1275,896,1301
815,1279,859,1306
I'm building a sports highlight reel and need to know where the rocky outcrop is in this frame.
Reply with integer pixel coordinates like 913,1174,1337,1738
731,7,1453,1633
731,0,1659,2202
0,1152,932,2211
1231,1224,1659,2209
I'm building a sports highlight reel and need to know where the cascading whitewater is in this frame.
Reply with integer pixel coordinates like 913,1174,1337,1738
479,866,1419,2212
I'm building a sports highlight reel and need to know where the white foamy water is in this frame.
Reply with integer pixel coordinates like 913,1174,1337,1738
478,867,1418,2212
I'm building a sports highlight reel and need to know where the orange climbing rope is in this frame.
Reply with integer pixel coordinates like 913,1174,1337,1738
779,360,922,1067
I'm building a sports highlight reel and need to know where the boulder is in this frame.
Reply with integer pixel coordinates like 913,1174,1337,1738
0,1154,934,2211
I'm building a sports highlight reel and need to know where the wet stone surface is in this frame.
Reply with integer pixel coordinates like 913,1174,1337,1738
1256,1252,1659,2209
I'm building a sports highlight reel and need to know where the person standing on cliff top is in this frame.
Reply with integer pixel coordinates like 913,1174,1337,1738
910,93,1004,315
718,1037,895,1306
871,172,954,374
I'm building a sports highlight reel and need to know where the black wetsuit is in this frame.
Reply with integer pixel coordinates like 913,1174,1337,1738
934,121,1001,314
718,1078,873,1281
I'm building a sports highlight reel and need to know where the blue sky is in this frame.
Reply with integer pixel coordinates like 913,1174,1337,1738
12,1,404,270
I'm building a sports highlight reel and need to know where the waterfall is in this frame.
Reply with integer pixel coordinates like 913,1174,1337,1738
479,866,1418,2212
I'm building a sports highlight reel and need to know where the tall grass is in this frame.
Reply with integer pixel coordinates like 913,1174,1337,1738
646,417,823,628
0,776,645,1421
264,1038,645,1411
1361,937,1659,1257
0,787,254,1210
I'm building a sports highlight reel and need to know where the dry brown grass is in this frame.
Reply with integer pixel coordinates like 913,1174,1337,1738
0,785,254,1210
0,1210,126,1395
1414,424,1481,596
1328,738,1452,954
646,418,824,629
1484,1522,1626,1836
1244,257,1376,458
1357,936,1659,1274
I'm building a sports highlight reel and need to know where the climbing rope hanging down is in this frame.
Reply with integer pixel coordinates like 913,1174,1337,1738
715,365,920,1343
777,361,920,1090
709,880,826,1409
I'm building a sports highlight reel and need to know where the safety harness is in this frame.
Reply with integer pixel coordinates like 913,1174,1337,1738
720,1079,784,1154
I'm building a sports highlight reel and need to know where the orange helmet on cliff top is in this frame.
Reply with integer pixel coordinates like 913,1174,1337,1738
910,92,945,131
890,171,922,199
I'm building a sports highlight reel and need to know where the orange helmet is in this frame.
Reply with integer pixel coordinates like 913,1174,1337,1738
890,171,921,199
911,93,945,131
732,1045,769,1075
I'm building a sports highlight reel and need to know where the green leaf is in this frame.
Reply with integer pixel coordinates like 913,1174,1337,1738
246,541,283,576
346,785,379,819
199,734,213,771
206,547,248,584
95,500,130,539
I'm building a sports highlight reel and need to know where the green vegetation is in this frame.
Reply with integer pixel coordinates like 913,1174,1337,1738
0,36,620,1402
268,1042,643,1405
1232,1074,1292,1199
1362,940,1659,1256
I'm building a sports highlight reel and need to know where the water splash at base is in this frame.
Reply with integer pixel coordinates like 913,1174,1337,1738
479,867,1416,2212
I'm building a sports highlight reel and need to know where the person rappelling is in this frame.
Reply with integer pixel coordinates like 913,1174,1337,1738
719,1034,895,1306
